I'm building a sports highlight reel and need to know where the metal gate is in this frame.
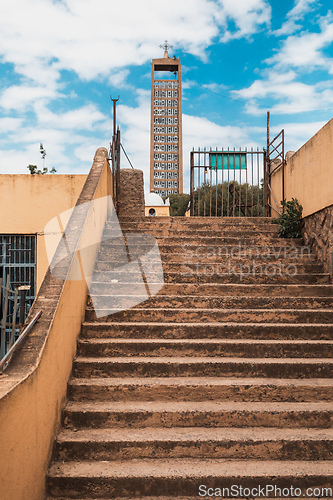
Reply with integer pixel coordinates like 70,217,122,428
265,112,285,217
190,147,266,217
0,235,36,326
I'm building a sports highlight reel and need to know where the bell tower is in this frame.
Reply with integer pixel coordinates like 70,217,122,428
150,41,183,196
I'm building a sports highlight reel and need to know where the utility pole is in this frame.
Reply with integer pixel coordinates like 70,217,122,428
110,96,119,139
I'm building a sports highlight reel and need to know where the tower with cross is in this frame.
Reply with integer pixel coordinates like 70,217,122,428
150,41,183,196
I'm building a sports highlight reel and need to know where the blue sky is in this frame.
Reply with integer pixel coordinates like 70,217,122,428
1,0,333,193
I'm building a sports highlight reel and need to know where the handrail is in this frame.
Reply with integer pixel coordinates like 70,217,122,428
0,311,42,373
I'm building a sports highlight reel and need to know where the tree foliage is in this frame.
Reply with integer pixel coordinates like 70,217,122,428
164,193,190,216
192,180,264,217
274,198,303,238
27,143,56,174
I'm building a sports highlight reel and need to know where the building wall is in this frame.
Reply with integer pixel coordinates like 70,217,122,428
0,149,111,500
0,174,87,290
145,205,170,216
270,118,333,218
270,118,333,278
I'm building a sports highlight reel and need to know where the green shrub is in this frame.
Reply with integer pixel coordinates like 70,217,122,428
275,198,303,238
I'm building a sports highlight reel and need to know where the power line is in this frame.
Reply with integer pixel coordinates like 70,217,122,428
193,80,333,112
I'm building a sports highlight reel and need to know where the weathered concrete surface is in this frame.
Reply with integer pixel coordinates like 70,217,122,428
117,169,145,217
303,203,333,278
47,216,333,499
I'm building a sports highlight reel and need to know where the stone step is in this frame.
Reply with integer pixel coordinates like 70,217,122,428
81,321,333,340
52,427,333,462
97,252,317,264
118,215,275,225
73,356,333,379
85,307,333,324
76,338,333,359
105,229,280,240
46,497,203,500
91,271,330,285
88,282,333,297
62,401,333,429
68,376,333,403
114,228,280,238
100,235,304,247
51,497,295,500
47,458,333,498
87,294,333,310
95,260,323,275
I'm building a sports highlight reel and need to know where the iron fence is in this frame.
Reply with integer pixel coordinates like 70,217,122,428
190,148,266,217
0,234,36,358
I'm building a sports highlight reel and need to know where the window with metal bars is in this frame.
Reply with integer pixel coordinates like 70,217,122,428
0,235,36,323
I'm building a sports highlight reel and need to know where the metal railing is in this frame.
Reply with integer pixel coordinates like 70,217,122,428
190,147,265,217
0,274,31,359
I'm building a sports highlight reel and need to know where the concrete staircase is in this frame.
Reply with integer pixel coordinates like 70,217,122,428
47,216,333,499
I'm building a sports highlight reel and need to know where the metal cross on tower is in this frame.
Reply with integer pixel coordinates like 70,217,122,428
159,40,173,55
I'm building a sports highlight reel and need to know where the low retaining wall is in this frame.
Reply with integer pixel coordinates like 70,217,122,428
303,204,333,278
0,148,111,500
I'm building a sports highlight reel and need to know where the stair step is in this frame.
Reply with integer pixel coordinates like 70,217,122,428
62,401,333,429
46,215,333,499
98,252,317,264
100,238,305,249
88,294,333,310
77,338,333,359
53,427,333,461
73,356,333,379
95,261,323,274
91,271,330,285
119,215,275,223
81,321,333,340
47,459,333,498
85,307,333,324
106,228,280,237
88,282,333,297
68,376,333,402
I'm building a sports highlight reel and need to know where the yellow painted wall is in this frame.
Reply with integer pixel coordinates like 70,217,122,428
0,174,86,289
0,149,111,500
270,118,333,218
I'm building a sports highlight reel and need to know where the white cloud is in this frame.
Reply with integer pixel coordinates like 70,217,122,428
272,120,326,152
34,103,107,131
233,70,333,115
216,0,271,41
0,117,23,133
273,0,317,36
268,15,333,72
0,84,60,111
0,0,271,88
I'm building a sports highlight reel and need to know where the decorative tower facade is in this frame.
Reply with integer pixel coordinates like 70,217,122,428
150,42,183,196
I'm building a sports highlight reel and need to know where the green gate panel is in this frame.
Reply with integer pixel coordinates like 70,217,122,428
209,152,247,170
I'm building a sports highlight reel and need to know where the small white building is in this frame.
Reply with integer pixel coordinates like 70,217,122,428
145,192,170,217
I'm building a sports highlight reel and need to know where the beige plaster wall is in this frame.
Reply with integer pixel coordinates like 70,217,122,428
145,205,170,216
0,174,86,290
0,148,111,500
270,118,333,218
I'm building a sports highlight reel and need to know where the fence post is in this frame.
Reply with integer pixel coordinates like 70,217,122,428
9,289,18,349
190,151,194,216
1,274,10,358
